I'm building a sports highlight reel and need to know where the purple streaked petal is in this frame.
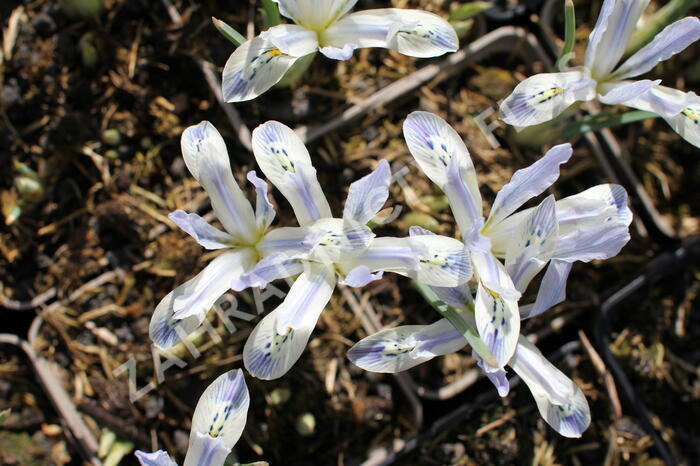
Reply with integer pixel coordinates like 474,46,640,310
274,264,336,333
169,209,233,250
343,160,391,224
599,79,661,106
486,144,571,229
585,0,650,79
135,450,177,466
172,249,256,320
474,350,510,397
246,171,276,233
231,253,304,291
181,122,257,243
339,266,384,287
519,259,573,319
613,17,700,80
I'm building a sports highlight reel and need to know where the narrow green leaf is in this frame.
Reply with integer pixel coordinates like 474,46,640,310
212,17,247,47
412,281,498,367
260,0,282,28
556,0,576,72
449,2,492,21
0,409,10,424
561,110,659,139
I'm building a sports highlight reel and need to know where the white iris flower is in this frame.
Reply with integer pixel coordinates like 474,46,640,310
135,369,251,466
499,0,700,148
222,0,458,102
401,111,633,369
242,121,472,380
148,121,317,350
348,115,633,436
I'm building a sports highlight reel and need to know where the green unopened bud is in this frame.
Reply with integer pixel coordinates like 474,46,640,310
0,409,10,424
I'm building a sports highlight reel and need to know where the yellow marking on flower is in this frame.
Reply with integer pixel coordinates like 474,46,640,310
266,48,284,58
682,107,700,125
532,87,565,105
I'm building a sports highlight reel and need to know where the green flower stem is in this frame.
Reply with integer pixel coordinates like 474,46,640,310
556,0,576,71
260,0,282,28
412,281,498,367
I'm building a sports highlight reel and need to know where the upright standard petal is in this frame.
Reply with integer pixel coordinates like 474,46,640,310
135,450,178,466
612,17,700,80
274,0,358,31
171,249,257,320
169,210,234,250
504,196,558,293
348,319,466,373
320,9,458,60
510,337,591,438
274,264,336,333
222,36,301,103
251,121,332,225
403,112,484,238
500,72,596,127
584,0,650,79
246,171,276,233
343,160,391,224
474,282,520,368
485,144,572,230
181,122,257,243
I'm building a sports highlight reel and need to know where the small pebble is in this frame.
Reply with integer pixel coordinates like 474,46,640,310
102,129,121,146
268,387,291,406
295,412,316,436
